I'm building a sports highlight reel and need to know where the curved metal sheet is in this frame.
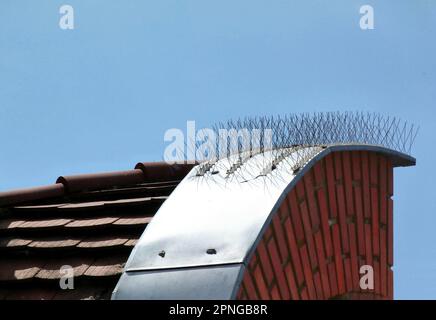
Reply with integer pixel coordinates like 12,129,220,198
113,144,415,300
112,264,244,300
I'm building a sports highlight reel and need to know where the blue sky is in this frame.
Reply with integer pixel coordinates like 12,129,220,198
0,1,435,299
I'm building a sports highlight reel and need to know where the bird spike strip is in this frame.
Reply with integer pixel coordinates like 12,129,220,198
193,111,418,177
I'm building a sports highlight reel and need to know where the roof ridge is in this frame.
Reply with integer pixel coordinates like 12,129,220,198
0,161,196,207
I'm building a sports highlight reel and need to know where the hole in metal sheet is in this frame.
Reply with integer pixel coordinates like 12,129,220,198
206,249,217,255
158,250,165,258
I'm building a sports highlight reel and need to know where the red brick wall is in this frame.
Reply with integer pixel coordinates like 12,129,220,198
236,151,393,300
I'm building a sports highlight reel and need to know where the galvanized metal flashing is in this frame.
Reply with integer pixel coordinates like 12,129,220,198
112,144,415,300
112,264,245,300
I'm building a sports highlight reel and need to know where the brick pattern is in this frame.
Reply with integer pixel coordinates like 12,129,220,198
237,151,393,300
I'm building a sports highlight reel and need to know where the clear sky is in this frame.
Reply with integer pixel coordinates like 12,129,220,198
0,1,435,299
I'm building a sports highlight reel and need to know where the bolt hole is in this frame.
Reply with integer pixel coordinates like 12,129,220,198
206,249,217,255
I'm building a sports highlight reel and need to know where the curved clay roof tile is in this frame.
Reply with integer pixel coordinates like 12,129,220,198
134,162,196,182
56,169,145,193
0,184,65,207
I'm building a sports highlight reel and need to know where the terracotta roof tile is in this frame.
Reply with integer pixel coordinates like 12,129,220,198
0,238,32,248
14,267,41,281
35,259,92,279
28,238,81,249
124,239,138,247
59,201,106,210
0,161,194,299
18,219,72,229
0,184,65,207
77,237,129,248
56,169,146,193
14,203,65,211
0,219,25,230
65,217,118,228
113,216,152,226
1,236,139,252
73,183,177,200
84,257,125,277
0,259,44,281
